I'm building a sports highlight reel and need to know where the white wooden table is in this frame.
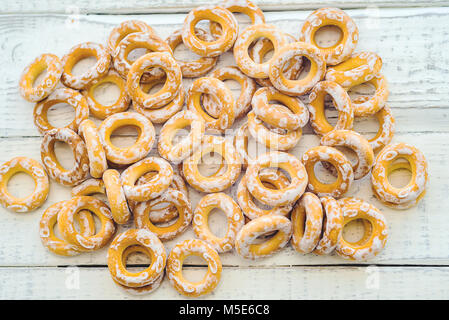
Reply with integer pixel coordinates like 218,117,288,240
1,0,449,299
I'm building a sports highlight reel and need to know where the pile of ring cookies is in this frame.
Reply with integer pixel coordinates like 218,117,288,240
0,0,429,297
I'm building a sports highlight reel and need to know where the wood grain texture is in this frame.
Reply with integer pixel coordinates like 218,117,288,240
3,0,449,14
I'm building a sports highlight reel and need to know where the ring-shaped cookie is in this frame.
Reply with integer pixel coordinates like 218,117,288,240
166,28,218,78
33,87,89,134
121,157,174,202
246,151,308,206
127,52,182,109
247,111,302,151
320,129,374,180
269,41,326,96
349,74,389,117
166,239,222,297
78,120,107,179
187,77,235,133
61,42,111,90
237,168,293,220
336,197,388,260
0,157,49,213
39,200,95,256
203,66,256,118
98,111,155,165
326,52,382,88
58,196,115,251
107,20,155,54
182,5,238,57
235,215,292,259
252,87,309,131
107,228,166,288
291,192,323,254
113,32,172,83
193,193,244,253
313,196,343,255
41,128,89,186
209,0,265,38
371,142,428,207
81,70,130,119
19,53,62,102
302,146,354,198
234,24,289,78
182,135,241,193
134,188,193,241
103,169,131,225
299,7,358,65
158,110,205,163
308,80,354,136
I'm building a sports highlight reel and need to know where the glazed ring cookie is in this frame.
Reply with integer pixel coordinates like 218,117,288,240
246,151,308,206
234,24,289,78
269,41,326,96
187,77,235,133
127,52,182,109
58,196,116,251
291,192,323,254
313,196,343,255
203,66,257,118
19,53,62,102
302,146,354,198
134,188,193,241
61,42,111,90
336,197,388,260
326,52,383,88
371,142,428,208
193,193,244,253
0,157,49,213
81,70,130,119
107,229,166,288
107,20,155,54
113,32,172,83
158,110,205,164
134,79,185,124
235,215,293,259
166,239,222,297
299,7,359,65
41,128,89,186
209,0,265,38
98,111,155,165
121,157,174,202
247,111,302,151
252,87,309,131
320,129,374,180
39,200,95,256
349,74,389,117
166,28,218,78
182,135,241,193
71,178,105,197
237,168,293,220
33,87,89,134
103,169,131,225
182,5,238,57
78,120,108,179
308,80,354,136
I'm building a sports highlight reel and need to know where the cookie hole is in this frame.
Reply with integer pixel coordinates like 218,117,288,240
182,255,208,282
127,47,149,62
54,141,76,171
92,81,120,106
246,134,269,160
387,158,412,188
333,146,358,167
6,172,35,198
110,125,140,148
249,37,274,63
342,219,372,245
314,161,338,184
294,57,311,80
252,230,278,244
140,79,164,95
173,40,203,62
223,79,242,101
207,208,229,239
124,246,152,273
352,116,378,140
33,69,48,88
198,152,226,177
71,56,97,77
348,82,375,101
47,102,76,129
171,126,191,145
314,25,343,48
201,94,220,119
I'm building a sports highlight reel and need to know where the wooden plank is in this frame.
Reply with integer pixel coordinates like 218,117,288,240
1,7,449,137
0,131,447,267
4,0,449,14
0,266,448,299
